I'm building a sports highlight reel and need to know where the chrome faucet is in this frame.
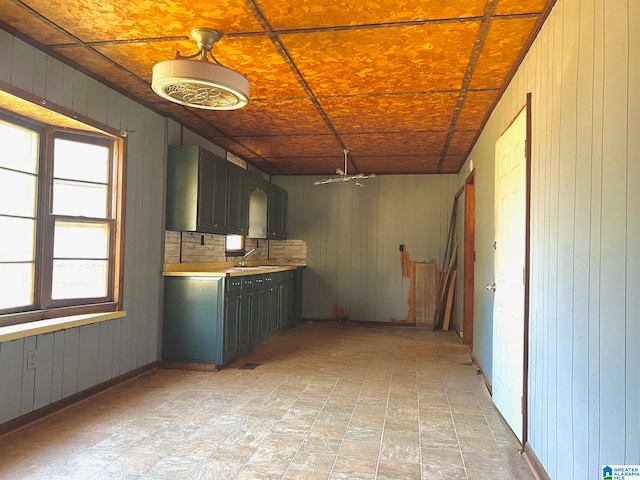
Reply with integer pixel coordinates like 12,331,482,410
239,248,257,267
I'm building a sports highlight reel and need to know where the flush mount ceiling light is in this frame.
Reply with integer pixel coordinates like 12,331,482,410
152,28,250,110
314,149,376,187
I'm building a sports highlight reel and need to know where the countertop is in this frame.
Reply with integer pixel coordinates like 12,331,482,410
162,262,304,277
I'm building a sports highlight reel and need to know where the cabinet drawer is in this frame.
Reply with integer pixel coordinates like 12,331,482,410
241,277,254,289
226,278,242,293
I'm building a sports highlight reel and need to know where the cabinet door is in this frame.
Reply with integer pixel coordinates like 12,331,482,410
224,294,240,363
251,288,262,345
227,164,249,235
238,293,252,354
197,155,216,230
279,282,292,330
212,157,229,231
260,287,271,340
268,184,288,239
268,286,279,335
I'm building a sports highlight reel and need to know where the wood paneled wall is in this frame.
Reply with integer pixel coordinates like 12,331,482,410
460,0,639,477
0,31,166,425
273,175,458,323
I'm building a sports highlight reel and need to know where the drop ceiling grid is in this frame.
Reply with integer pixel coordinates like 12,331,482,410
0,0,70,44
278,22,481,97
340,132,448,157
0,0,555,175
254,0,487,30
318,93,459,134
197,98,332,136
16,0,263,42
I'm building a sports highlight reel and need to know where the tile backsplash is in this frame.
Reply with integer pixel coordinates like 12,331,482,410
164,231,306,265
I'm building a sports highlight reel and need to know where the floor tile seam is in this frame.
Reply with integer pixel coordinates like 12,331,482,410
327,360,380,478
373,346,399,479
442,356,470,480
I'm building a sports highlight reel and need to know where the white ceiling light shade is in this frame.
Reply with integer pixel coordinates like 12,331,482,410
314,149,376,186
152,28,249,110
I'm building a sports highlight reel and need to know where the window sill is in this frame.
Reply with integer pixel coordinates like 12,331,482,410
0,311,126,343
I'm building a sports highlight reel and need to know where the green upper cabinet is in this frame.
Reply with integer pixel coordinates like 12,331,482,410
267,183,288,239
166,145,249,235
227,163,249,235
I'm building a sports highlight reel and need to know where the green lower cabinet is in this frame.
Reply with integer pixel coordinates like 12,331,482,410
260,287,271,341
250,289,262,347
162,269,301,370
238,293,252,354
224,293,240,364
162,276,224,366
279,282,292,330
268,286,279,335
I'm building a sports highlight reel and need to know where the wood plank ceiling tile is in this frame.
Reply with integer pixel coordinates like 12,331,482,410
495,0,548,15
447,130,478,156
439,156,466,173
356,155,442,174
341,132,447,157
19,0,263,42
469,17,538,90
455,90,499,130
196,98,331,136
320,93,458,133
259,0,486,29
0,0,73,45
234,134,342,158
265,157,343,175
209,137,262,160
281,22,480,96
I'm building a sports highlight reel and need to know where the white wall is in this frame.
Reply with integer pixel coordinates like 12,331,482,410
461,0,639,477
274,175,458,323
0,31,166,424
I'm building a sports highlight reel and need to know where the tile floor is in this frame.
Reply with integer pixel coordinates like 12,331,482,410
0,322,536,480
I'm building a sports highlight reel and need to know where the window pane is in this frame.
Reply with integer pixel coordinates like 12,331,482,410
0,263,34,309
54,221,109,259
0,169,37,217
51,259,108,300
54,138,109,183
0,120,38,173
0,217,36,262
52,179,108,217
226,235,244,251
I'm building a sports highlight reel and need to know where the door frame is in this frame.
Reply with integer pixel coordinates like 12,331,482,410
492,93,532,445
463,172,475,346
455,170,475,346
522,93,532,446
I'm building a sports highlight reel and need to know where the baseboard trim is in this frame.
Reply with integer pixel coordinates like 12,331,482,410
471,353,492,394
159,361,220,371
524,441,551,480
0,361,158,437
299,317,417,327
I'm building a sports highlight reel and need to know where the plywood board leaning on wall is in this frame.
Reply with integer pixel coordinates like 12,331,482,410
415,260,439,326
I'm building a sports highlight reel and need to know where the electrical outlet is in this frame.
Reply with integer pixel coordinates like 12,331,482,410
27,350,36,370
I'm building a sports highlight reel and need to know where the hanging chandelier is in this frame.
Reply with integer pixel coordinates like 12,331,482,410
152,28,250,110
314,149,376,186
